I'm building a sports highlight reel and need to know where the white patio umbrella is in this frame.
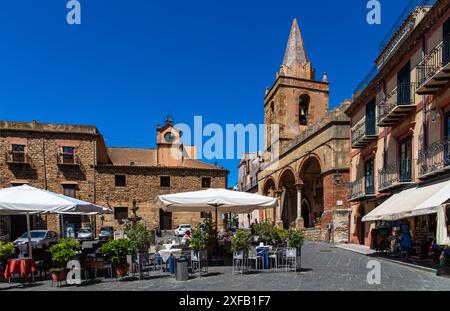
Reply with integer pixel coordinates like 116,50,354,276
0,185,111,258
156,188,278,233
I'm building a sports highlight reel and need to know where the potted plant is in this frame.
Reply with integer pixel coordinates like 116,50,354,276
190,226,209,261
287,229,305,258
124,221,153,267
269,227,288,245
231,229,252,259
0,241,15,274
49,238,81,282
100,238,131,277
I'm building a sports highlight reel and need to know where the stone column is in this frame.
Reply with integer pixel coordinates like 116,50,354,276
275,190,283,229
295,183,304,229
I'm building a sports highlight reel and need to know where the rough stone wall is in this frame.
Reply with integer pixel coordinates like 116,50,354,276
332,209,350,244
301,227,327,242
95,166,228,233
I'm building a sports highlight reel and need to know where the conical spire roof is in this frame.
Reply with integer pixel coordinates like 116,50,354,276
282,18,309,67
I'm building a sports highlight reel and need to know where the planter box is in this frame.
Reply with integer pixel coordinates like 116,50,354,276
191,250,207,262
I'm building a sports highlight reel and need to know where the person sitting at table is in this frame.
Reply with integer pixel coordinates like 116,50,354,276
182,230,191,244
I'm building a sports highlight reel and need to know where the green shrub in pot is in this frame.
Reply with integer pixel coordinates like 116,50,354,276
231,229,252,252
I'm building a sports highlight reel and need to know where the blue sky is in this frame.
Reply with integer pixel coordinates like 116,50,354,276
0,0,412,186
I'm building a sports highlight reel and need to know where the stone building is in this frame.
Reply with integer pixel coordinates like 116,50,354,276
0,118,228,241
236,152,264,228
257,18,351,243
346,0,450,247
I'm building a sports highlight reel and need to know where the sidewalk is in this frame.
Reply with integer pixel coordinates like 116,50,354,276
335,243,445,274
335,243,376,255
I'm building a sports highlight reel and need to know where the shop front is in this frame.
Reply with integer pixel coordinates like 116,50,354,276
363,179,450,271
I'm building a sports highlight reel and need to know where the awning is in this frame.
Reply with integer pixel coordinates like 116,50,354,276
362,179,450,222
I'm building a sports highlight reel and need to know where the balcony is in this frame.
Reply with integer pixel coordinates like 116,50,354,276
378,160,415,192
416,41,450,95
5,151,32,166
351,117,378,149
418,137,450,180
349,177,376,202
377,83,417,127
57,153,80,166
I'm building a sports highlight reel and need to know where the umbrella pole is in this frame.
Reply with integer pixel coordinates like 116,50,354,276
26,212,32,259
215,206,218,238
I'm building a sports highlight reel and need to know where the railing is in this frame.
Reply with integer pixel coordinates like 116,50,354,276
351,118,366,147
378,159,414,191
241,179,258,192
379,0,436,53
377,83,417,123
418,137,450,177
353,66,378,99
349,176,375,201
57,153,80,165
5,151,32,165
417,40,450,88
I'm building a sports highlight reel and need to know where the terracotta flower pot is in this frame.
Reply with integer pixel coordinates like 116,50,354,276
50,268,66,282
115,265,128,277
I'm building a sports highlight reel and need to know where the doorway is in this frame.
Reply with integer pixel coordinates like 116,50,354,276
159,209,172,230
301,200,310,228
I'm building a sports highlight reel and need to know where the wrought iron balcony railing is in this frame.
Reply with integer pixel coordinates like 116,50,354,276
349,176,375,201
351,117,377,148
416,40,450,94
377,83,417,127
418,137,450,179
57,153,80,166
378,159,415,192
5,151,32,165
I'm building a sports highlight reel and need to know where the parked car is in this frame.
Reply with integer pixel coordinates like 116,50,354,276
13,230,59,249
174,224,192,237
98,226,114,241
77,228,93,241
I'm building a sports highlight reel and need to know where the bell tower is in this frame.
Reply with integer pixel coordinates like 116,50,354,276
264,18,330,161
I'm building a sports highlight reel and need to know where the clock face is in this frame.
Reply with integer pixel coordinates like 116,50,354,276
164,132,175,143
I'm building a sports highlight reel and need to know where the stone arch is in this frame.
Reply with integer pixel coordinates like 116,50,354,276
262,176,276,196
298,154,323,228
278,166,298,229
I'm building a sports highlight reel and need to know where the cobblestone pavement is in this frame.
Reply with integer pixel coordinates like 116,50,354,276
3,242,450,291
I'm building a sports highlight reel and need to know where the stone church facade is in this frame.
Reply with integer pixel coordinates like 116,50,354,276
258,19,351,243
0,118,228,241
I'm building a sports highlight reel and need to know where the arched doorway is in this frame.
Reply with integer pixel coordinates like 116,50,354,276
279,168,297,229
299,156,323,228
301,199,311,228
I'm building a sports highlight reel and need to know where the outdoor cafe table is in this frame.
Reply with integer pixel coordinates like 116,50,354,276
158,249,182,273
4,258,37,282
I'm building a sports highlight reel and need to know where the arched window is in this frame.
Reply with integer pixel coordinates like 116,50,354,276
299,94,310,125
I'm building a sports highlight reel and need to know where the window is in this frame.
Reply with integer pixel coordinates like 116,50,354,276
115,175,126,187
63,184,76,198
366,98,376,135
443,17,450,64
399,136,413,182
62,146,75,164
201,177,211,189
11,144,25,163
114,207,128,222
299,94,310,125
364,158,375,195
397,61,411,106
270,101,275,113
201,211,211,218
160,176,170,188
